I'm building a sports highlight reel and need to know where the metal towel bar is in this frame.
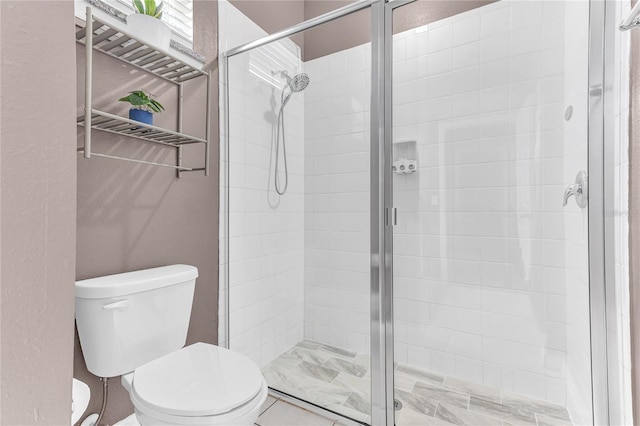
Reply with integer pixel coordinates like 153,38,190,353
77,150,193,171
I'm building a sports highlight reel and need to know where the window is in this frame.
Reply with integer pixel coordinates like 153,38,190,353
88,0,194,46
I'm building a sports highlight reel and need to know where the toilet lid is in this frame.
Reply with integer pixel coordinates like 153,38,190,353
131,343,264,417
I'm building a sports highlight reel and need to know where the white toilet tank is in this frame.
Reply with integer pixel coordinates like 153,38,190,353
75,265,198,378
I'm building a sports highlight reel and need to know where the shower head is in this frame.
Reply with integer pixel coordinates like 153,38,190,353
288,73,310,93
276,70,310,93
278,72,310,108
273,72,309,196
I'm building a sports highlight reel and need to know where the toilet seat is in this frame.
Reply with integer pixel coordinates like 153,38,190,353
130,343,265,419
130,378,268,425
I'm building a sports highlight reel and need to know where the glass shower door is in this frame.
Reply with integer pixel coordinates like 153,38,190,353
222,2,375,423
388,1,594,425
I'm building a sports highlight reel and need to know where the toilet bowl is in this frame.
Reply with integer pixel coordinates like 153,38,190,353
75,265,267,426
121,343,268,426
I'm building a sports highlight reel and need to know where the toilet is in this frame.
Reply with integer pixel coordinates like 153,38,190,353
75,265,268,426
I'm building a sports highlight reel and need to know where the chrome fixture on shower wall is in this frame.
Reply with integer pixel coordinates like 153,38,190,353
620,0,640,30
563,170,588,209
273,71,310,195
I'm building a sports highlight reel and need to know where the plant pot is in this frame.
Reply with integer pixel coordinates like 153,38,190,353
129,109,153,125
126,14,171,50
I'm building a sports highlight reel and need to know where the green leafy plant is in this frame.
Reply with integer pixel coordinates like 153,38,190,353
118,90,165,113
132,0,163,18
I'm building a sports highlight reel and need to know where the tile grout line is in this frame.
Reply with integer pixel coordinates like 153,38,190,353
433,401,441,420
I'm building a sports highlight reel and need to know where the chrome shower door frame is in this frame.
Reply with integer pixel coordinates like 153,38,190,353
221,0,617,423
590,0,623,424
221,1,393,425
370,1,393,424
380,0,615,424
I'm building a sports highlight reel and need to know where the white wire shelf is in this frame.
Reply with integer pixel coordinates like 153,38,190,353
76,15,206,84
78,109,207,146
78,6,211,176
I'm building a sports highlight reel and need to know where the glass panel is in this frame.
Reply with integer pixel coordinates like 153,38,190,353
390,1,593,425
223,3,372,423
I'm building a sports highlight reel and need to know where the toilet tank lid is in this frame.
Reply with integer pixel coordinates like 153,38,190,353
75,265,198,299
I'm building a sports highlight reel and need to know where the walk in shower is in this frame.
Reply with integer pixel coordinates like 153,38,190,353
219,0,628,424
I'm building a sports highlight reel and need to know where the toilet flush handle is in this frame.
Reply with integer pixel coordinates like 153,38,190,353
102,300,131,310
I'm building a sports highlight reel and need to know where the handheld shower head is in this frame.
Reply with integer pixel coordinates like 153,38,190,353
272,71,310,196
288,73,310,93
274,71,310,93
279,72,310,108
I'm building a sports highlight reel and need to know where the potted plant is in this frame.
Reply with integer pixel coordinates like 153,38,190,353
119,90,165,125
126,0,171,50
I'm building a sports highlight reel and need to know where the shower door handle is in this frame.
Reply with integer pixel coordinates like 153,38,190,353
563,171,587,208
386,207,397,226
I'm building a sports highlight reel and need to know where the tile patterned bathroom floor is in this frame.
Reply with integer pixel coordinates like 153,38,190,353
256,396,341,426
261,340,574,426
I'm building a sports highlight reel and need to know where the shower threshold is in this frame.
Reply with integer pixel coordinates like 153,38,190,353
261,340,573,426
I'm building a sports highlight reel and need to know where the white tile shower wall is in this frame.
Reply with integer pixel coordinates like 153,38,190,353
390,1,578,406
218,0,305,367
304,0,590,408
303,44,372,354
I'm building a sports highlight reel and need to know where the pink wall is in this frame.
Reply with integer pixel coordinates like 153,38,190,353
228,0,494,61
303,0,493,60
229,0,304,49
303,1,370,61
0,1,78,424
73,2,219,423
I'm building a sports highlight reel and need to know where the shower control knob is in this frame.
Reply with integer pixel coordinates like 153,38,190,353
563,171,587,209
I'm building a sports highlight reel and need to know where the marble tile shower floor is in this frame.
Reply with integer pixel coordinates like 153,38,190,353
261,340,573,426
